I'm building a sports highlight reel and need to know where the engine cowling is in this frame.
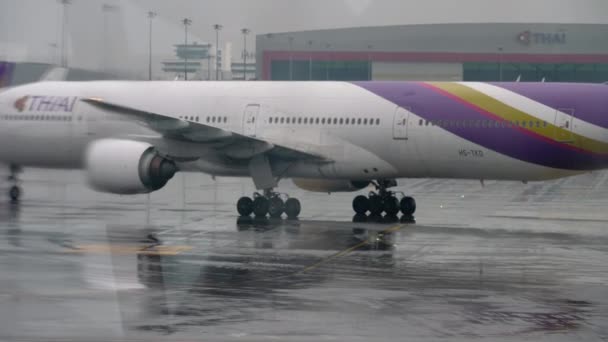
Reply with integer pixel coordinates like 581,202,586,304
85,139,177,194
293,178,370,193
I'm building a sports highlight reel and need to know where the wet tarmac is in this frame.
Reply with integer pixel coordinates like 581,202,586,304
1,170,608,341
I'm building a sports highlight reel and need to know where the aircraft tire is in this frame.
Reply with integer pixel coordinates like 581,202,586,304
268,197,285,218
285,198,301,219
400,196,416,216
253,196,270,217
9,186,20,202
383,196,400,216
369,194,383,216
237,196,254,216
352,195,369,215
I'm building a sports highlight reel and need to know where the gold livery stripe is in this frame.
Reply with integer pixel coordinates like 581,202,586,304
427,82,608,154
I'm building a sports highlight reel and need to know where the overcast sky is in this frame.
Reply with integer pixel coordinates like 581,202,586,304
1,0,607,78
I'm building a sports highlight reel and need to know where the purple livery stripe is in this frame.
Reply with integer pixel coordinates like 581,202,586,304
493,82,608,130
353,81,608,171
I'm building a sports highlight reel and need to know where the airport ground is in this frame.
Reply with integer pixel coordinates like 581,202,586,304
0,169,607,341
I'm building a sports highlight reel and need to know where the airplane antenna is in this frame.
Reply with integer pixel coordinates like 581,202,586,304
515,75,521,82
541,77,546,83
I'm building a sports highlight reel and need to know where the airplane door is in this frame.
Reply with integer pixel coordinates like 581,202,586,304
243,104,260,137
554,108,574,143
393,106,410,140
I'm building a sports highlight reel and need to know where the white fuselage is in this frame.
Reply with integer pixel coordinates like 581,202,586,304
0,81,605,184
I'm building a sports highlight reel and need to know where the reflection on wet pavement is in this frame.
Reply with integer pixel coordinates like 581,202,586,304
0,170,607,341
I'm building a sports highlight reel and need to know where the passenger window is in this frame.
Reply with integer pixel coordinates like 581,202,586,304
298,118,302,124
357,118,362,125
376,118,380,125
339,118,343,125
280,117,285,124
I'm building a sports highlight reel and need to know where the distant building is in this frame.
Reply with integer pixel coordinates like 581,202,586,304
230,51,256,80
231,63,257,81
162,42,235,80
256,23,608,82
162,42,212,80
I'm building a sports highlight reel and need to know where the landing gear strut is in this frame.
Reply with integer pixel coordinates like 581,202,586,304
7,165,22,203
237,190,301,219
352,180,416,219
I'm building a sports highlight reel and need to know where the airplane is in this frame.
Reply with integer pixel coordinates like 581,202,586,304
0,80,607,219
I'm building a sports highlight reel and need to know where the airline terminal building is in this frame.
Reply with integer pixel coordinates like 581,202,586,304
255,23,608,83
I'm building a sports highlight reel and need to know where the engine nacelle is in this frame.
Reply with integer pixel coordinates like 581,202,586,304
293,178,370,193
85,139,177,194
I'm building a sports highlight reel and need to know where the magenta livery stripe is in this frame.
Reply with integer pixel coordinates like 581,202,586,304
352,81,608,171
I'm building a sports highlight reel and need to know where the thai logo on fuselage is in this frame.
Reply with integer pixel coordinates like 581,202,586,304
14,96,78,113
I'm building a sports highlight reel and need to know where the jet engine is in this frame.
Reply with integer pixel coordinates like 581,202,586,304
293,178,370,193
85,139,177,194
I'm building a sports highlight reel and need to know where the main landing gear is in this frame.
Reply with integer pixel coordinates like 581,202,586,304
352,180,416,220
237,190,302,219
7,165,22,203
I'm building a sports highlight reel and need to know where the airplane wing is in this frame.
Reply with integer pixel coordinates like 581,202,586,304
81,97,329,162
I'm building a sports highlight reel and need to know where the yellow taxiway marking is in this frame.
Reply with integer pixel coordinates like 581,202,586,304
64,244,192,256
299,224,404,274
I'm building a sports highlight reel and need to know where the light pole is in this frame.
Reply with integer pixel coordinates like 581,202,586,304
147,11,156,81
241,28,250,80
58,0,71,68
182,18,192,80
213,24,222,80
288,36,294,80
